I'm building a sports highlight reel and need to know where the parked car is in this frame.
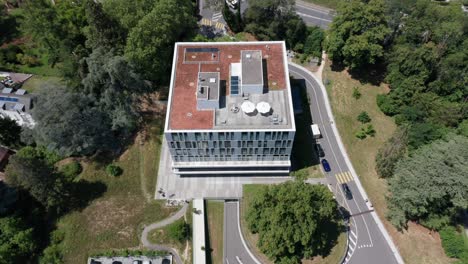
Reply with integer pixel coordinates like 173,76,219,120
316,143,325,157
226,0,238,9
321,159,331,172
133,260,143,264
341,183,353,200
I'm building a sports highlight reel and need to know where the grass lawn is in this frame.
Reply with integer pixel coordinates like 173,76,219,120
241,184,346,264
205,201,224,264
21,75,63,93
55,119,179,263
322,60,452,264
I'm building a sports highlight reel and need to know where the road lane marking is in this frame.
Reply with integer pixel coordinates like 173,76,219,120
349,236,357,246
350,230,357,239
295,4,333,15
296,11,333,22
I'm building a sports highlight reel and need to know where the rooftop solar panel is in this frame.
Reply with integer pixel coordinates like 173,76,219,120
186,47,219,53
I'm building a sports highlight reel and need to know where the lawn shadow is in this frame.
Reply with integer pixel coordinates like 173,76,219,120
329,60,386,86
204,200,215,264
66,180,107,213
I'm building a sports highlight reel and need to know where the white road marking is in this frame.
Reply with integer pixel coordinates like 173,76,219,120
350,230,357,239
296,11,333,22
295,4,333,15
349,236,357,246
236,256,243,264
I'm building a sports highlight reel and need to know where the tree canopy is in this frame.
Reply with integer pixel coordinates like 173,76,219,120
125,0,197,83
0,216,36,263
244,0,307,50
326,0,390,69
246,181,341,263
386,134,468,230
0,116,21,148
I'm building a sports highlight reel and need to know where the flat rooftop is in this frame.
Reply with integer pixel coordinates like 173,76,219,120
166,41,295,131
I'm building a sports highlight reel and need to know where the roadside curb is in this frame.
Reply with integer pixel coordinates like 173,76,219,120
235,200,262,264
288,61,405,264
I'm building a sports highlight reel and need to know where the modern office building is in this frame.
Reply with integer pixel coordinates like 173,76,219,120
0,87,35,127
164,41,295,175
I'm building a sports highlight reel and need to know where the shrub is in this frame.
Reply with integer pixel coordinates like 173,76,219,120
168,220,190,242
355,129,367,139
365,124,376,137
60,161,82,180
106,164,123,176
352,87,361,99
357,111,371,123
440,226,466,258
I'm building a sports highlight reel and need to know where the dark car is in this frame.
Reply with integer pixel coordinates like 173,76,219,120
321,159,331,172
341,183,353,200
316,144,325,157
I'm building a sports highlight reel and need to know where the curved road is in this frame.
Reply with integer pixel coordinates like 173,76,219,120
141,203,189,264
288,63,402,264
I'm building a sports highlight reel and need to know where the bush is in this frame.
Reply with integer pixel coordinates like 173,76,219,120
440,226,466,258
357,111,371,123
106,164,122,177
377,94,399,116
365,124,376,137
168,220,190,242
60,161,82,180
352,87,361,99
355,129,367,139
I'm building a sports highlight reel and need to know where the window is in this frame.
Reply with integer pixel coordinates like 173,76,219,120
172,133,179,141
170,142,175,148
185,142,191,148
283,132,288,140
247,141,253,147
195,133,201,140
219,133,225,140
225,141,231,148
265,132,271,140
275,141,281,147
242,132,248,140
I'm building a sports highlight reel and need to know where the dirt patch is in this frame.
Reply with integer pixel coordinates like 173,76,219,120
85,196,145,235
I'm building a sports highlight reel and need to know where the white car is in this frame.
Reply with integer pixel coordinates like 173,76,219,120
226,0,238,9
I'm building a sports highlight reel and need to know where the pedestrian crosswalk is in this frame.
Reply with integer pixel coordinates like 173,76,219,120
335,171,353,184
212,12,223,21
200,18,225,30
201,18,212,26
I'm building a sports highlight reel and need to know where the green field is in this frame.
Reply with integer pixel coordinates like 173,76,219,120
205,201,224,264
53,119,179,263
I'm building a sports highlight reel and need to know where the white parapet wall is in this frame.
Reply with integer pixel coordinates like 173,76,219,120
193,199,206,264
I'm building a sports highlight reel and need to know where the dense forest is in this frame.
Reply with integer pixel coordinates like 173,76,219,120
328,0,467,262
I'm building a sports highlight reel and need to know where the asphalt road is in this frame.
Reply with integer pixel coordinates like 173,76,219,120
224,201,259,264
288,64,398,264
295,1,334,28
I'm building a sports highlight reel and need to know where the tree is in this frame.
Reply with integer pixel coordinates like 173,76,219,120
304,26,324,58
222,1,243,33
27,85,117,156
5,152,69,211
102,0,156,32
0,216,36,263
84,0,126,50
375,127,408,178
326,0,390,69
246,181,341,263
243,0,307,50
352,87,361,99
168,220,190,242
0,116,21,148
357,111,371,123
387,135,468,230
125,0,197,84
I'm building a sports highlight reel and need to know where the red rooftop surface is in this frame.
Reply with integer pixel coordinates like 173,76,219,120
167,42,288,130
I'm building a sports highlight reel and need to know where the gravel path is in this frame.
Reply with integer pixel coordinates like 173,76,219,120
141,203,189,264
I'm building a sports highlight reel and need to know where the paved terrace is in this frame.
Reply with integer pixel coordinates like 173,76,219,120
155,138,326,200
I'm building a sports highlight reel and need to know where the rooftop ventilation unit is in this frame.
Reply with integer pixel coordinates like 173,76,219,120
209,78,216,83
246,53,251,59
